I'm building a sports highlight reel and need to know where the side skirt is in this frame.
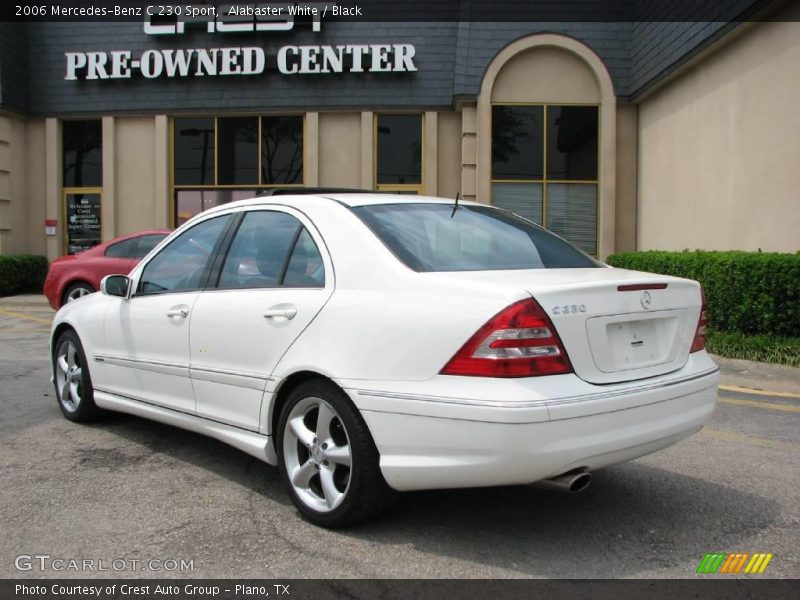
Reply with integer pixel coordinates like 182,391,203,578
93,390,278,465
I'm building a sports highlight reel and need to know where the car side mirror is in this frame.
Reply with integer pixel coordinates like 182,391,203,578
100,274,130,299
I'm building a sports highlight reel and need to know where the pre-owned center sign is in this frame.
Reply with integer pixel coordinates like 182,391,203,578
65,4,416,81
65,44,417,80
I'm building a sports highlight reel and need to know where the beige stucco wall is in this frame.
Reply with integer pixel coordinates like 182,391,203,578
0,116,166,259
491,46,601,104
0,115,29,254
318,112,362,188
423,111,438,195
637,13,800,252
615,103,638,253
114,117,158,235
25,120,47,256
460,105,477,200
437,111,461,199
44,119,61,260
303,112,319,187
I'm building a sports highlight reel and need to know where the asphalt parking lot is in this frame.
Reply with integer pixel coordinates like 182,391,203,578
1,298,798,579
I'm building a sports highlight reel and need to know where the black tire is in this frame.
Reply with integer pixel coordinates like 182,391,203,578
52,329,100,422
277,379,397,528
62,281,95,306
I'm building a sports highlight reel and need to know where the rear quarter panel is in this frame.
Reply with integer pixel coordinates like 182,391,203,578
269,200,530,383
273,284,526,382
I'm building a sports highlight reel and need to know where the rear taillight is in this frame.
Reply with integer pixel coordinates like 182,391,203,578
440,298,573,378
690,287,708,353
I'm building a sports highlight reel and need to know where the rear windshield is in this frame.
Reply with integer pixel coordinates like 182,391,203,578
353,203,602,272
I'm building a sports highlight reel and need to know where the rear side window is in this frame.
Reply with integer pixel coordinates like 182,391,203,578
104,238,138,258
217,211,325,289
283,228,325,287
136,234,167,257
105,234,167,259
353,203,601,271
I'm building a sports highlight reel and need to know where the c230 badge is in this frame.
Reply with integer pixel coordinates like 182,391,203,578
552,304,587,315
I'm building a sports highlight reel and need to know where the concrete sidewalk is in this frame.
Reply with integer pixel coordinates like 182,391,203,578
0,293,52,308
712,355,800,395
1,293,798,395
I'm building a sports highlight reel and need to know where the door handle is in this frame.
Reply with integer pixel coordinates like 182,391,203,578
263,304,297,320
166,307,189,319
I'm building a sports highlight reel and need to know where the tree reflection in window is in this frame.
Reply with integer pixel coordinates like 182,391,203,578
491,106,542,180
261,116,303,185
63,120,102,188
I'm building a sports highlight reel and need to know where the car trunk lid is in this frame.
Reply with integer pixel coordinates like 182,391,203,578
532,273,699,384
428,267,702,384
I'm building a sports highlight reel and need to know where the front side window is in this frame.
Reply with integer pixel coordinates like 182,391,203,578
492,104,598,255
354,203,601,272
218,211,324,289
138,216,228,295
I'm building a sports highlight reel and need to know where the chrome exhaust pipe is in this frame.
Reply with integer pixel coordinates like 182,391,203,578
534,470,592,493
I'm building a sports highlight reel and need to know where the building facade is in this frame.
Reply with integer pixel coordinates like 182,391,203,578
0,0,798,261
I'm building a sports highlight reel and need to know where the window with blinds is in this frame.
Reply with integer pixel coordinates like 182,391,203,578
491,104,598,255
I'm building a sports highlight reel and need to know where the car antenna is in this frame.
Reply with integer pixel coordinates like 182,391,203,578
450,192,460,218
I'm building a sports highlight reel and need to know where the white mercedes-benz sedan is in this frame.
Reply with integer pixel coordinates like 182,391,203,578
50,193,718,527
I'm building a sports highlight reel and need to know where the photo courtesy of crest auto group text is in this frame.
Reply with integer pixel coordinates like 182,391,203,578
0,0,798,598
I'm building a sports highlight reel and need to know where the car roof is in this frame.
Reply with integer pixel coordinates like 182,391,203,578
322,193,482,208
203,193,483,214
111,229,172,240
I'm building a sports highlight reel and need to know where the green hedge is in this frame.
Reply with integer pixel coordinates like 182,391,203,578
0,255,49,297
707,330,800,368
606,251,800,338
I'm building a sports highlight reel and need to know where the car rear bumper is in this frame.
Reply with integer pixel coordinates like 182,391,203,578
344,354,719,491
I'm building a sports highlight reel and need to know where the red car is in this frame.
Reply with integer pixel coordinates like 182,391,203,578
44,230,171,309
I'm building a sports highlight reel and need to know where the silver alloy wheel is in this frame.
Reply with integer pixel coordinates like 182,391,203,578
66,287,91,302
283,396,352,513
55,340,83,412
